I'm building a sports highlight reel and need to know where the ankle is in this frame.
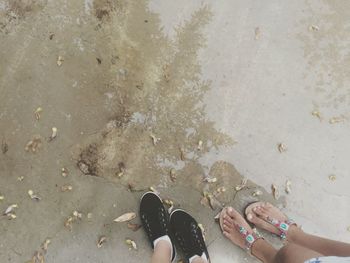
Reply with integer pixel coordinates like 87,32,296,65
251,239,277,263
287,225,303,243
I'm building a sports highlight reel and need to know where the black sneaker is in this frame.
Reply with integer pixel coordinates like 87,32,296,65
170,209,210,263
140,191,176,262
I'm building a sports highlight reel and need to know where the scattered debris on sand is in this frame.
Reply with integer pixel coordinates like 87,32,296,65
3,204,18,220
64,210,83,231
203,177,217,183
252,189,263,197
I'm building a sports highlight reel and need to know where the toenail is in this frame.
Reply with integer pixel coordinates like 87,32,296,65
247,213,253,220
227,207,233,212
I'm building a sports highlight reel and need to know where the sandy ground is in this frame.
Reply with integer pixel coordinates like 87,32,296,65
1,0,350,262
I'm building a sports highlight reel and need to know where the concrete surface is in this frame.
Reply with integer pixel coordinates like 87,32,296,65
1,0,350,262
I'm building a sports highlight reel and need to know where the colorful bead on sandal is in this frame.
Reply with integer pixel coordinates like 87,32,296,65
265,217,296,240
234,224,263,252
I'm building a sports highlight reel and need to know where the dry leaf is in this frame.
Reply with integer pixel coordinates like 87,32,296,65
150,134,160,145
285,180,292,194
328,175,336,181
235,178,247,191
17,176,24,181
34,107,43,120
125,239,137,250
271,184,279,199
179,147,185,161
252,189,263,197
57,56,64,66
25,136,42,153
41,238,51,252
48,127,58,141
278,143,287,153
97,236,107,248
170,168,176,182
197,140,203,151
311,110,322,121
203,177,217,183
255,27,261,40
0,195,4,201
7,213,16,220
308,25,319,31
127,223,142,232
28,190,41,201
207,194,222,210
329,117,345,124
1,140,8,154
4,204,18,215
61,167,68,177
61,184,73,192
114,212,136,222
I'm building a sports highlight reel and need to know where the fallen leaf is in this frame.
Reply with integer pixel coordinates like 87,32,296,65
57,56,64,66
150,134,160,146
114,212,136,222
0,195,4,201
127,223,142,232
25,136,42,153
235,178,247,191
197,140,203,151
61,167,68,177
311,110,322,121
278,143,287,153
252,189,263,197
328,175,336,181
97,236,107,248
1,140,8,154
329,116,345,124
203,177,217,183
61,184,73,192
4,204,18,215
255,27,261,40
34,107,43,120
271,184,279,199
308,25,319,31
41,238,51,252
179,147,185,161
28,190,41,201
285,180,292,194
48,127,58,142
125,239,137,250
170,168,176,182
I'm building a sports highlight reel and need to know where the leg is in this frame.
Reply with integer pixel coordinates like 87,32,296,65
151,240,172,263
273,243,324,263
288,226,350,257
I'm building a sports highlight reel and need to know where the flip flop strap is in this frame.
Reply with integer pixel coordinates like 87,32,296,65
235,224,263,251
266,217,296,239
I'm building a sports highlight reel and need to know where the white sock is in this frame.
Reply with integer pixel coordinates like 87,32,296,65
189,252,208,263
153,235,173,260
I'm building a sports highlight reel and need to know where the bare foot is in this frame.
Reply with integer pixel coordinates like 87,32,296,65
220,207,256,250
245,202,292,236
